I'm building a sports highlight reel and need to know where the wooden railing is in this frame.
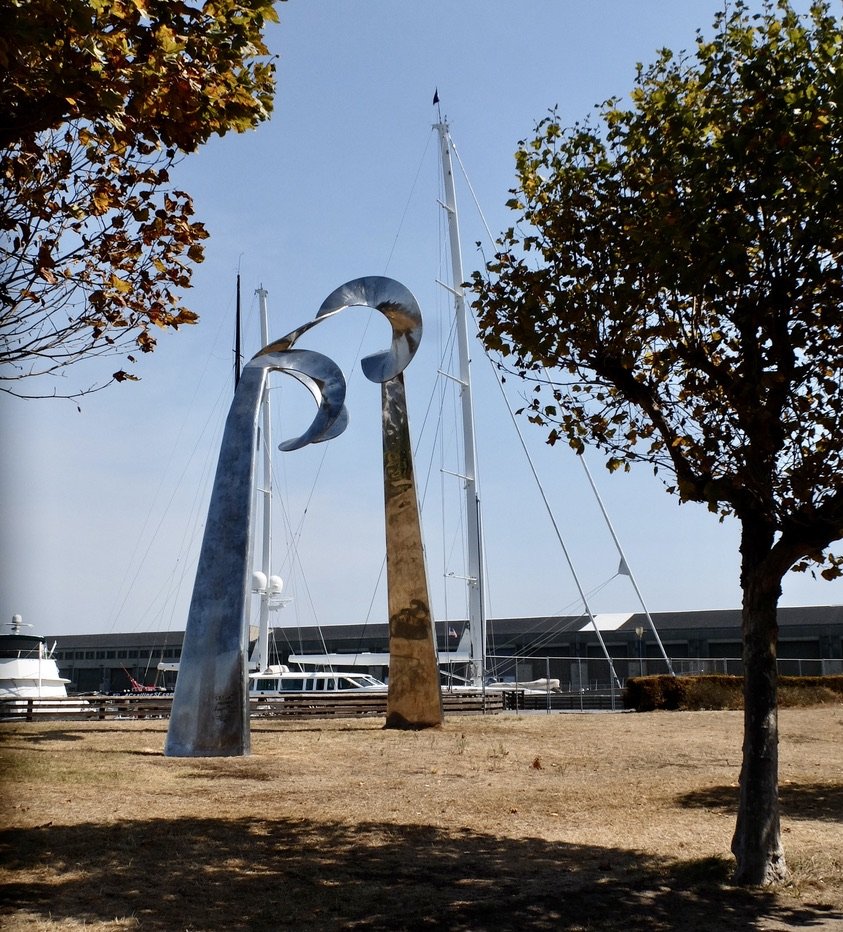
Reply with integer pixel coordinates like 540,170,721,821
0,691,505,723
0,696,173,722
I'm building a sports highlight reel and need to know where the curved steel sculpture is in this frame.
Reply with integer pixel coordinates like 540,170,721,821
165,276,441,757
315,276,423,383
314,277,442,728
264,276,442,728
278,367,349,450
165,349,347,757
259,276,422,385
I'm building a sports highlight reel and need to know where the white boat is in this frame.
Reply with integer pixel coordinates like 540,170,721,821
0,614,71,699
156,659,387,695
250,665,386,695
286,634,559,694
485,677,560,694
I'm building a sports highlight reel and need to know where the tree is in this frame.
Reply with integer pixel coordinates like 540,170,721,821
0,0,279,398
470,0,842,885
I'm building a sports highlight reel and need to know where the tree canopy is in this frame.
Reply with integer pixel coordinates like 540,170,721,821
471,0,842,884
0,0,279,397
473,0,843,582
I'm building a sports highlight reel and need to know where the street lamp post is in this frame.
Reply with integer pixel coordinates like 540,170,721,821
635,626,644,677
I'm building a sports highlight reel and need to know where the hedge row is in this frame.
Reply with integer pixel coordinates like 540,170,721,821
623,674,843,712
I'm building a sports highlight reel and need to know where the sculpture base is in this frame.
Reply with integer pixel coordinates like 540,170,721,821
383,713,443,731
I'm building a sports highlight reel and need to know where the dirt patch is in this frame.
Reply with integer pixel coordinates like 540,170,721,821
1,708,842,930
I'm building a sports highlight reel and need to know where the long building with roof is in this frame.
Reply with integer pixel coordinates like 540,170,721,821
47,605,843,693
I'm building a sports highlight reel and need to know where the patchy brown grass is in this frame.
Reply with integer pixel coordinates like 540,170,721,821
1,707,842,931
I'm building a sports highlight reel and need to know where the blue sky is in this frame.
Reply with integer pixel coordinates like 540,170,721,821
2,0,839,639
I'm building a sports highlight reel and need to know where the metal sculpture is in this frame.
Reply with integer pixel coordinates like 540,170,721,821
379,372,444,728
265,276,442,727
164,276,441,757
165,349,347,757
315,278,443,729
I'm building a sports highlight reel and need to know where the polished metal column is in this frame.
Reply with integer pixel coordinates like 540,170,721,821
381,373,443,728
316,278,443,729
164,365,260,757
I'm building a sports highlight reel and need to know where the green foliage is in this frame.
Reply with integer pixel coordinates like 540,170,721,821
0,0,280,396
471,1,843,579
624,674,843,711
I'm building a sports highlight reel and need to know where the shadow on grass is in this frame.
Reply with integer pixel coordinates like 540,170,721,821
0,729,88,745
0,726,167,745
679,783,843,822
0,739,165,758
2,818,840,931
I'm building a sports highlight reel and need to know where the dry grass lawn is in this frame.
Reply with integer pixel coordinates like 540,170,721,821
1,707,842,931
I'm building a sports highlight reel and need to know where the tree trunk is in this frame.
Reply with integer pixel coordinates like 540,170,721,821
730,518,789,885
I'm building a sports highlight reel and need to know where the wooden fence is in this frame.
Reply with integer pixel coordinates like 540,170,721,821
0,691,505,723
506,690,621,712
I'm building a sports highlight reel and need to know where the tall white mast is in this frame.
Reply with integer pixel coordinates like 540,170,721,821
435,119,485,687
254,285,272,671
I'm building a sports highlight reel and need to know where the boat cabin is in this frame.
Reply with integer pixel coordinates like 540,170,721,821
249,666,386,695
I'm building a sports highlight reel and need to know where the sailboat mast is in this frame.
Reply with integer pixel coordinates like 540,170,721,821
234,273,242,390
435,119,485,687
255,285,272,671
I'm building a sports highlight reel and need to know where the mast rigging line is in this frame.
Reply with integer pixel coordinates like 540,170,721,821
251,286,343,661
346,144,480,638
446,121,675,677
106,303,235,635
490,574,624,655
444,121,674,688
382,130,434,277
256,404,333,661
488,360,622,689
439,119,618,685
573,445,675,675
